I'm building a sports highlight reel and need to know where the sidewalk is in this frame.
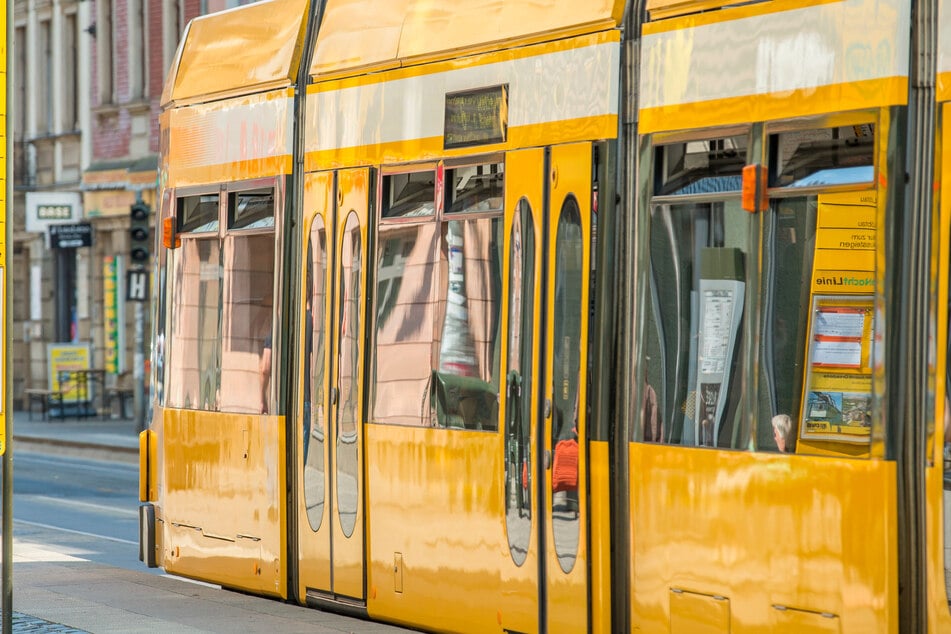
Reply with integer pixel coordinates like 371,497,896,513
5,410,416,633
11,410,139,463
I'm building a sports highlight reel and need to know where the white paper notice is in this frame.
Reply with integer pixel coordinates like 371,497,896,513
813,339,862,367
814,310,865,339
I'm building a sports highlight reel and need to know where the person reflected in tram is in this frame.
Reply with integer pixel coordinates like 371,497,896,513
643,379,663,442
258,292,273,415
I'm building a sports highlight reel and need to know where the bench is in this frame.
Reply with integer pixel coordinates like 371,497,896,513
24,388,65,422
105,388,134,419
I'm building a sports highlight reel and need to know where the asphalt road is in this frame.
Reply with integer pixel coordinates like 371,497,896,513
9,450,154,573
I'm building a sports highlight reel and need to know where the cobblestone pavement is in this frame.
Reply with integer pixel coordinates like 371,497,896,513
5,613,88,633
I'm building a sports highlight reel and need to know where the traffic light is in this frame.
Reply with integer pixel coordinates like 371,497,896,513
129,201,151,265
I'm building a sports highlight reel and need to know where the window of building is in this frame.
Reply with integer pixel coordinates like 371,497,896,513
128,0,147,101
163,1,183,77
63,13,79,131
97,1,114,104
371,161,504,430
38,19,52,135
14,26,26,139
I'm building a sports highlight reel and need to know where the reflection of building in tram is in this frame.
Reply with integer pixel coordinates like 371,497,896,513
372,165,503,430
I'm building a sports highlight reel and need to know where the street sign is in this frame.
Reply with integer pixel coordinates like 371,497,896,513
49,222,93,249
126,270,150,302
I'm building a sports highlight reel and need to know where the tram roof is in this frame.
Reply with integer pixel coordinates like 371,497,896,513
311,0,626,79
163,0,625,106
162,0,308,107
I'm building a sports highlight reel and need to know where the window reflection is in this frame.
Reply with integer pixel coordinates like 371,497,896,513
371,162,504,432
433,218,503,430
219,233,274,414
167,238,222,410
505,200,534,566
551,197,583,574
372,223,440,426
303,217,327,532
644,200,749,447
337,213,362,538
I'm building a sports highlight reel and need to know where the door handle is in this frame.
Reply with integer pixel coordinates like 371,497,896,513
543,398,552,419
331,387,339,406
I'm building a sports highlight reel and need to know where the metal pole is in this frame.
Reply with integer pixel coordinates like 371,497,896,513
3,0,14,630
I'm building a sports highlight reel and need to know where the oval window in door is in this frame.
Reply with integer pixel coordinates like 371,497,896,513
303,215,327,532
336,212,362,538
551,196,582,574
505,199,535,566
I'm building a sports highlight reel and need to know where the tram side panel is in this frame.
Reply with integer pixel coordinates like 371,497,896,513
146,90,295,598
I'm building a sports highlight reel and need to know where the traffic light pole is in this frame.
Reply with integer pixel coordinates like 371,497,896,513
130,193,148,432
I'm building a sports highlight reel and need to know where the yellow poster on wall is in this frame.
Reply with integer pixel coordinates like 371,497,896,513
48,344,92,401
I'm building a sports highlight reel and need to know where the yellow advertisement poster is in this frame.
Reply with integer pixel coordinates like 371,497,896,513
800,296,874,443
103,257,119,373
47,344,91,401
811,190,876,295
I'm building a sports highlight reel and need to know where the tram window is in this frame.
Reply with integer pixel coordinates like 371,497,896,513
433,217,503,430
372,222,441,426
505,199,534,565
756,197,817,452
178,194,220,233
771,124,874,188
382,171,436,218
655,135,746,196
446,162,504,214
219,233,275,414
643,199,750,447
228,188,275,229
166,237,223,411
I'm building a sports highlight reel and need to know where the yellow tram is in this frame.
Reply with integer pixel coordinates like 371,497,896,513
139,0,951,631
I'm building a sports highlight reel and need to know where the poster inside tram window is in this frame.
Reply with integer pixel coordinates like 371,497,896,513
799,296,874,443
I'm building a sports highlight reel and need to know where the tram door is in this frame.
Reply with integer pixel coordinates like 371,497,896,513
297,169,369,604
502,144,591,632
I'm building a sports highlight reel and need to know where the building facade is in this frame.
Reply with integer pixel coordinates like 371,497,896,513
12,0,252,408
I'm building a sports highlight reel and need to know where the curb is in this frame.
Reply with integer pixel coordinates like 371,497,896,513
12,435,139,464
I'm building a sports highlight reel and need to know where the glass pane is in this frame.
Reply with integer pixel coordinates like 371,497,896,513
167,238,222,410
433,217,503,430
447,162,504,214
644,199,749,447
337,212,362,538
772,124,874,188
304,217,327,531
757,197,817,452
551,197,583,574
229,188,275,230
179,194,220,233
382,172,436,218
219,233,274,414
372,222,439,426
656,136,746,196
505,200,534,566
